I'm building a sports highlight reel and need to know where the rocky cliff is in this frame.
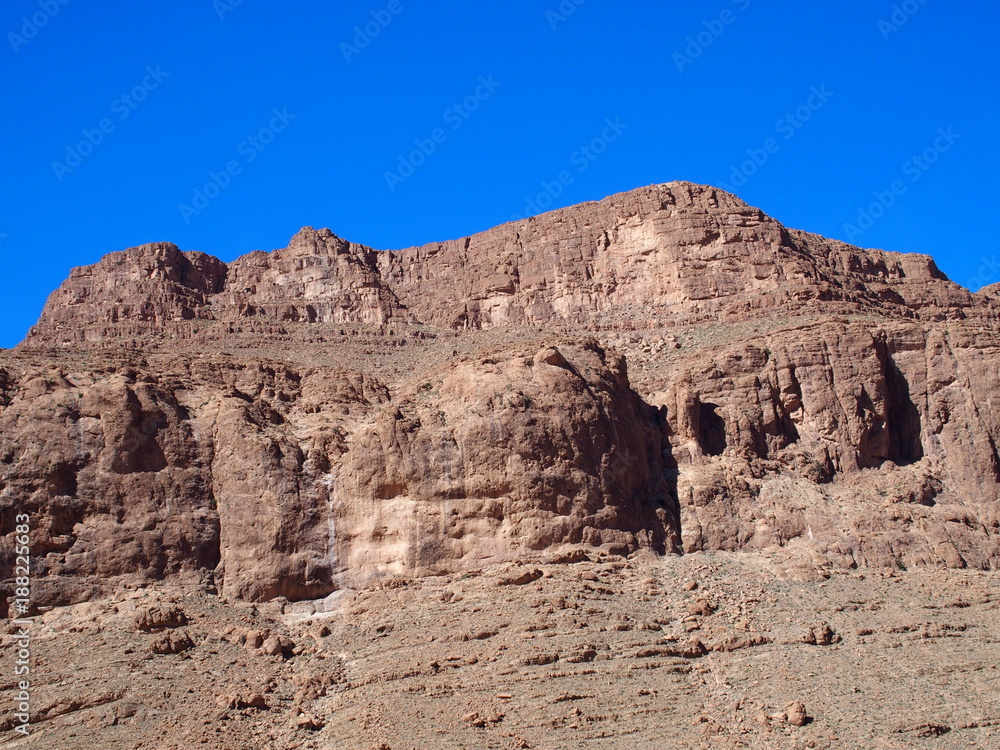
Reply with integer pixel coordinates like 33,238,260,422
25,183,988,346
3,181,999,610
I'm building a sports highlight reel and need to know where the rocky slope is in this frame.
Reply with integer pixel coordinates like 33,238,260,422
3,181,1000,616
6,554,999,749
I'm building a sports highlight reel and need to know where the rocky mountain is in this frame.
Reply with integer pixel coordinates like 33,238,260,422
3,181,1000,615
24,183,985,345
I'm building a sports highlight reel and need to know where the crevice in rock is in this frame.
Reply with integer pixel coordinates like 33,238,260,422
884,353,923,466
47,460,79,497
986,434,1000,482
697,403,726,457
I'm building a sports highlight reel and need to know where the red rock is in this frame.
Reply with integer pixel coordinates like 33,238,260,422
3,181,999,611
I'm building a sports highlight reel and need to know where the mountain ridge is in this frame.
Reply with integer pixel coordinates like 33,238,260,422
21,181,990,348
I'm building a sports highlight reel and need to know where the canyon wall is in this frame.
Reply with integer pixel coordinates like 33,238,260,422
4,181,999,608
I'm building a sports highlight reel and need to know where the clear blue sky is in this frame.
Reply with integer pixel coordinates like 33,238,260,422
2,0,997,347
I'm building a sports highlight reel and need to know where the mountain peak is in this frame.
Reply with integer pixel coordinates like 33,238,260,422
282,226,348,257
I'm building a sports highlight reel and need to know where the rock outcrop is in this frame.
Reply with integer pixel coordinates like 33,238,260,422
377,183,980,330
3,181,999,609
333,341,679,584
0,366,219,609
0,343,679,609
25,183,993,346
221,227,409,327
650,319,1000,570
28,242,227,344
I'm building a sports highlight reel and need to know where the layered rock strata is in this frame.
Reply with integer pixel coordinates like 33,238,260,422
4,181,999,609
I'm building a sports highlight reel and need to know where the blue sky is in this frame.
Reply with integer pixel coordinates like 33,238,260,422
2,0,997,347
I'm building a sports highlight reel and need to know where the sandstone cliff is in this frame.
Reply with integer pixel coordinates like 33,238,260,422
25,182,990,346
4,181,999,610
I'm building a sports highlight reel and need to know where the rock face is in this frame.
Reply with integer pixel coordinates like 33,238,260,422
654,319,1000,571
25,183,990,346
222,227,409,327
28,242,227,344
0,343,678,608
0,367,219,609
3,181,1000,608
377,183,978,330
333,341,679,584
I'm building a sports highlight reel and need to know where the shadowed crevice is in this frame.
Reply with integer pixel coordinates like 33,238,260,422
884,353,923,466
697,402,726,457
